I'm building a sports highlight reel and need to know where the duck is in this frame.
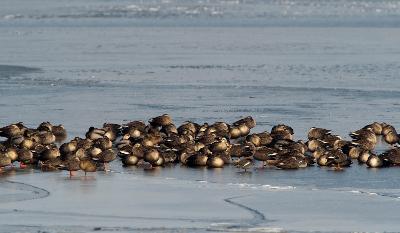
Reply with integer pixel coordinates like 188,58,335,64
60,140,78,155
384,131,399,145
235,157,253,172
197,132,217,145
85,127,106,140
102,124,119,141
122,120,146,134
79,158,97,175
322,134,342,147
122,155,139,166
237,124,251,137
325,149,351,169
98,149,117,171
52,124,67,141
153,156,165,167
211,122,230,138
229,127,242,139
186,153,208,167
285,140,307,154
381,148,400,165
381,123,396,136
0,123,25,138
271,130,293,140
4,147,19,163
93,137,113,151
306,139,327,152
240,142,256,157
17,148,35,168
366,154,383,168
64,157,80,177
40,146,61,161
333,139,352,151
0,153,12,171
38,131,56,145
246,134,261,147
209,138,229,153
160,149,178,163
149,114,173,127
253,147,278,164
256,132,273,146
127,127,143,139
307,127,331,140
350,128,377,144
177,121,198,135
317,153,329,166
144,149,160,164
37,122,53,132
312,147,328,160
88,147,102,159
233,116,256,129
345,146,362,159
271,124,294,135
352,139,375,151
358,150,373,164
20,137,35,150
207,156,225,168
363,122,383,135
76,137,93,150
161,124,178,136
39,157,63,172
275,153,308,169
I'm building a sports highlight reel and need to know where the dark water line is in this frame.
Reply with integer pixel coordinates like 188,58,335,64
0,180,50,203
223,195,266,228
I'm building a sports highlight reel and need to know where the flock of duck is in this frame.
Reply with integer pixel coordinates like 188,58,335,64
0,115,400,177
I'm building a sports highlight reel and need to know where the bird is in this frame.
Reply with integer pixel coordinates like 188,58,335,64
381,148,400,165
207,156,224,168
275,154,308,169
366,154,383,168
98,149,117,171
0,153,12,171
325,149,351,170
235,158,253,172
384,131,399,145
79,158,97,176
363,122,383,135
308,127,331,140
64,157,80,177
122,155,139,166
149,114,173,127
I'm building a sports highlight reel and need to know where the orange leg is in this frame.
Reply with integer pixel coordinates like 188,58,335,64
20,162,27,169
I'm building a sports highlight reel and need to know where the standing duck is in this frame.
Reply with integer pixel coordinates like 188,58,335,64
64,157,80,177
235,157,253,172
79,158,97,176
98,149,117,171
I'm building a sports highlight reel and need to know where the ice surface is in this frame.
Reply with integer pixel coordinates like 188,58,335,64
1,1,400,232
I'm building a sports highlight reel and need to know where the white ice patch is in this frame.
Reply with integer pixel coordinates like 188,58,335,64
227,183,295,191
